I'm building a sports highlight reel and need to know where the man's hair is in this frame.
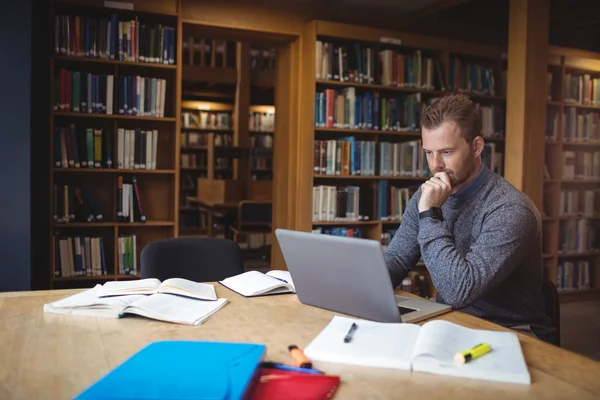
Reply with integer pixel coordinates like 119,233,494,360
420,93,481,143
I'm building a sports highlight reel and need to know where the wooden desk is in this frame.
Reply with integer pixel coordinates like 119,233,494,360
1,287,599,399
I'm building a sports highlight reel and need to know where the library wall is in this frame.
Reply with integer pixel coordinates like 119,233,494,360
0,0,31,291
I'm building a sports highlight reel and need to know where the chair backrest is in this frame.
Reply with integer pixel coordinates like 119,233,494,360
541,279,561,346
140,237,245,282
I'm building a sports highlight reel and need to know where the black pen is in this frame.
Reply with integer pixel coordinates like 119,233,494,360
344,322,358,343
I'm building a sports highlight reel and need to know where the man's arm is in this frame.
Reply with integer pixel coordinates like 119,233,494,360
383,191,423,288
418,204,537,309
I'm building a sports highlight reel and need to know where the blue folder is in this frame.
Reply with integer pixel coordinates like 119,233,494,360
74,340,267,400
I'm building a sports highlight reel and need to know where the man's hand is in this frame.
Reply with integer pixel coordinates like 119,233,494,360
418,172,453,213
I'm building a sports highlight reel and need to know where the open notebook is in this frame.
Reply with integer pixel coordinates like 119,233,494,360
219,270,295,297
97,278,217,301
304,316,531,385
43,284,228,326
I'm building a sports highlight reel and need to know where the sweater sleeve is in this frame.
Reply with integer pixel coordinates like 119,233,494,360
383,191,423,288
417,204,538,309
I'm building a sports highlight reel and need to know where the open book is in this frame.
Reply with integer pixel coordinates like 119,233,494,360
43,284,228,326
304,316,531,385
97,278,217,301
219,270,295,297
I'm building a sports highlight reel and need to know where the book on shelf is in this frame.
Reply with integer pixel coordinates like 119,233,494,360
97,278,218,301
53,233,108,278
43,284,228,326
219,270,295,297
181,110,233,130
118,234,137,275
304,315,531,385
312,185,363,222
312,226,362,237
53,184,103,223
117,176,146,223
53,13,176,64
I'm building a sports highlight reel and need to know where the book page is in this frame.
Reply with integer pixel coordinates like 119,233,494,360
410,320,531,384
159,278,217,301
123,293,229,326
411,319,479,364
304,316,420,371
97,278,162,297
265,270,295,291
219,271,292,297
43,285,147,319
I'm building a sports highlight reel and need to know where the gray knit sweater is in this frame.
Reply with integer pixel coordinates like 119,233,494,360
384,165,556,343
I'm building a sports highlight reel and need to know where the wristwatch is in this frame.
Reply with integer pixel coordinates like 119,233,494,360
419,207,443,221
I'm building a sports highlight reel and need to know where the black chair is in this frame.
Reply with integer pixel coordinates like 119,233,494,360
140,237,245,282
541,279,561,346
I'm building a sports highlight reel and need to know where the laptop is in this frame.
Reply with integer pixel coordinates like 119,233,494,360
274,228,451,323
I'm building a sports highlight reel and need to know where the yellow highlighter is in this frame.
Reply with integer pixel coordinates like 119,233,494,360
454,342,492,364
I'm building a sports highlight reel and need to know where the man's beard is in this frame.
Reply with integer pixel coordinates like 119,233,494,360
434,157,476,191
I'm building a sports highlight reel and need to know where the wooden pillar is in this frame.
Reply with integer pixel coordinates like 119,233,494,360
270,35,307,270
504,0,550,210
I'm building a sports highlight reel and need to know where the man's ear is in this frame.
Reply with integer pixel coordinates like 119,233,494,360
473,136,485,157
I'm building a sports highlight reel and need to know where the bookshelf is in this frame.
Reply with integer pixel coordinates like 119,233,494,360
299,21,510,297
544,47,600,302
49,0,180,287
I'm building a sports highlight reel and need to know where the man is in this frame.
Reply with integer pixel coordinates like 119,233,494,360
383,93,555,344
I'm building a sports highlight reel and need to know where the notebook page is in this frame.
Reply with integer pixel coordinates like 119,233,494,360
97,278,162,297
159,278,217,301
411,320,531,384
304,316,420,370
123,293,229,325
219,271,292,296
265,270,295,291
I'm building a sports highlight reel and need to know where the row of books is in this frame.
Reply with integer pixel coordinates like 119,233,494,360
118,176,145,223
482,143,504,176
181,154,231,170
376,182,416,222
181,132,233,148
313,138,431,178
312,185,362,223
559,219,599,254
249,111,275,132
448,57,500,96
181,110,232,130
311,227,363,237
54,184,103,223
559,189,600,217
546,108,600,142
53,234,108,278
315,89,421,131
54,14,176,64
563,73,600,106
251,134,273,150
562,150,600,180
54,126,160,171
556,261,592,292
315,40,443,91
54,69,168,117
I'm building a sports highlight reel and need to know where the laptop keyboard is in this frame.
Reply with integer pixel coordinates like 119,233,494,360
398,305,417,315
